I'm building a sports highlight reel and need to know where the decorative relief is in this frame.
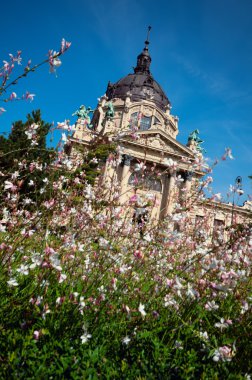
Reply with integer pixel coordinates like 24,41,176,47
149,137,164,149
134,134,177,153
142,106,153,117
123,132,191,157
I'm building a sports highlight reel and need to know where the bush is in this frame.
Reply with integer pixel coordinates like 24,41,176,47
0,124,251,379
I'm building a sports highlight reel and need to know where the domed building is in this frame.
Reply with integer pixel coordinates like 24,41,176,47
69,32,251,232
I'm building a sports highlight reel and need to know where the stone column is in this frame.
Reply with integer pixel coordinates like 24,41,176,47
165,173,176,215
184,171,193,200
103,156,117,191
120,154,132,201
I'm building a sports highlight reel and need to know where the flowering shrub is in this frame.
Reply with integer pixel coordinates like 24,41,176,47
0,120,251,378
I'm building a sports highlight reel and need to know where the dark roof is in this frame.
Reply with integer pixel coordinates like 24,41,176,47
106,43,170,111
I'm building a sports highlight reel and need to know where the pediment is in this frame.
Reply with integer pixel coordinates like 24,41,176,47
119,129,194,158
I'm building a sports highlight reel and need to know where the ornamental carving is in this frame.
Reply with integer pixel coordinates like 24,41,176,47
142,106,153,117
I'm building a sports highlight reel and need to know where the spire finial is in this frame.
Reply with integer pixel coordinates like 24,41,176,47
134,26,152,74
145,26,151,48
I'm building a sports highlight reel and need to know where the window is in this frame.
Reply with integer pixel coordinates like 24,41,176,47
153,116,161,125
130,112,160,131
128,172,162,192
140,115,152,131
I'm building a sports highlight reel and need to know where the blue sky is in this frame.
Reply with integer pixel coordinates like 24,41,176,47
1,0,252,203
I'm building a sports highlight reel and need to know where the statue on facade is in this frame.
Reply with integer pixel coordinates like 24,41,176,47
72,105,94,128
105,101,115,120
188,129,206,154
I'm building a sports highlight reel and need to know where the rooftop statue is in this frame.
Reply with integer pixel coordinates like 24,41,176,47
188,129,206,154
105,101,115,120
72,105,94,128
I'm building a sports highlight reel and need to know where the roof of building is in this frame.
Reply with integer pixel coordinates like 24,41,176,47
106,32,170,112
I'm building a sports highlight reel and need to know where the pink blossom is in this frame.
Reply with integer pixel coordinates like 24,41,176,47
33,330,40,340
212,345,235,362
60,38,71,53
129,194,138,203
222,147,234,160
4,180,17,192
23,91,35,102
9,92,17,100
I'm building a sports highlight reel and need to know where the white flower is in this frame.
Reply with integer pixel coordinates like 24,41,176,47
16,264,29,275
164,158,177,169
25,131,33,139
90,157,98,164
4,180,15,191
11,171,19,180
199,331,209,341
225,147,234,160
77,243,84,252
53,57,62,68
30,123,39,130
174,340,183,350
213,193,222,201
80,331,92,344
61,132,67,143
186,283,198,299
241,302,249,315
134,162,146,172
7,278,19,287
175,175,184,183
138,303,146,318
50,254,62,271
99,237,109,248
23,197,32,205
205,300,219,311
59,273,67,283
79,296,85,308
30,253,43,269
143,233,152,242
0,223,6,232
214,318,229,331
122,336,131,345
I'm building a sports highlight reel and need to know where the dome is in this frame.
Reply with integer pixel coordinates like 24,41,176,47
105,36,170,112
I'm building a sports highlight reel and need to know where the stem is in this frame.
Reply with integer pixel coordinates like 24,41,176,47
0,51,63,96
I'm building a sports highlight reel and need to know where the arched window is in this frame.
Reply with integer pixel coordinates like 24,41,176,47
153,116,161,125
130,112,161,131
128,172,162,192
131,112,151,131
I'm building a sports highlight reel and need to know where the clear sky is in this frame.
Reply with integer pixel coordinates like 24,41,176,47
1,0,252,204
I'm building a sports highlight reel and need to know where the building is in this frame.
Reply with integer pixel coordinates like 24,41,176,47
67,34,251,236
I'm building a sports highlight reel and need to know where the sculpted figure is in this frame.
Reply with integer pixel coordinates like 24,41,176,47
105,102,115,120
188,129,206,153
188,129,203,144
72,105,94,129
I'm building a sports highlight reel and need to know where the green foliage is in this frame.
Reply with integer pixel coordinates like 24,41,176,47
0,109,57,206
0,109,54,169
74,142,116,185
